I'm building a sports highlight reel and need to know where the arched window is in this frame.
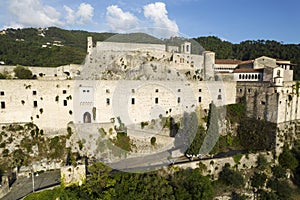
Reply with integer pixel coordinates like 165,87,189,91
242,74,245,79
252,74,254,79
255,74,258,79
258,74,261,80
83,112,91,123
239,74,242,79
277,69,281,77
245,74,248,79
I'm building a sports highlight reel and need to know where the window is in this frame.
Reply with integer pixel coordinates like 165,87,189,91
217,95,222,100
0,91,4,96
198,97,201,103
32,90,37,95
1,101,5,109
83,90,86,93
131,98,135,105
177,97,181,103
63,90,67,94
64,100,67,106
178,89,181,92
33,101,37,107
219,89,221,93
106,89,110,94
106,98,110,105
132,89,135,93
155,89,159,93
155,97,158,104
248,89,251,93
199,89,202,92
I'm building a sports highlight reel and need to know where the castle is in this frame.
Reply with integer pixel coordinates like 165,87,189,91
0,36,298,155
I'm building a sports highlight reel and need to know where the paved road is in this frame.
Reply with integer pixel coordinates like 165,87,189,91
2,170,60,200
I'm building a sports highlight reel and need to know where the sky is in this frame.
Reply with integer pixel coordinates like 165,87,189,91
0,0,299,44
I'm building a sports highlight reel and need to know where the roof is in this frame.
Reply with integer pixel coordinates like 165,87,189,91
238,60,254,65
215,59,242,64
233,68,262,73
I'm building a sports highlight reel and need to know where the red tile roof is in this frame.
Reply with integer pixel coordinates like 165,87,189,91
215,59,242,64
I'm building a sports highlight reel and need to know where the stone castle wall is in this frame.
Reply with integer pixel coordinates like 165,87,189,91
0,79,236,132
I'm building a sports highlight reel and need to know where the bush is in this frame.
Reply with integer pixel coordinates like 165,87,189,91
150,137,156,145
13,66,33,79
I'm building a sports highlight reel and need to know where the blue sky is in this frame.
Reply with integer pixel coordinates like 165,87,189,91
1,0,299,44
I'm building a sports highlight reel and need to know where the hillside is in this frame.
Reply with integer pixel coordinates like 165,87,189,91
1,27,300,78
0,27,114,67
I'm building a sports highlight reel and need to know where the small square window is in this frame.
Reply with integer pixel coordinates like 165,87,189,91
33,101,38,107
0,91,4,96
32,91,37,95
132,89,135,93
106,89,110,94
219,89,222,93
63,90,67,94
87,90,90,93
218,95,222,100
178,89,181,92
106,98,110,105
199,89,202,92
155,89,159,93
155,97,158,104
1,101,5,109
83,90,86,93
131,98,135,105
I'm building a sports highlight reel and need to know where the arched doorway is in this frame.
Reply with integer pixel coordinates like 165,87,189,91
83,112,91,123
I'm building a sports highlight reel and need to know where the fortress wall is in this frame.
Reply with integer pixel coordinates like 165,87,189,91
0,64,81,80
96,42,166,52
0,80,74,132
235,81,300,124
0,79,237,131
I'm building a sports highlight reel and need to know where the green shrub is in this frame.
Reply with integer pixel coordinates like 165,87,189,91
150,137,156,145
14,66,33,79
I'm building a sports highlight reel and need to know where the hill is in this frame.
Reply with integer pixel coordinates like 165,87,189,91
0,27,300,78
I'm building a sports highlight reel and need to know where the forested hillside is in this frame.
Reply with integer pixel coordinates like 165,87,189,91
0,27,114,67
0,27,300,78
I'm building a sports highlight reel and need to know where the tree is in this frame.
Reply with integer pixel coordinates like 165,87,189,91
279,146,298,171
171,169,213,200
256,154,268,170
13,66,33,79
251,172,267,189
218,163,245,187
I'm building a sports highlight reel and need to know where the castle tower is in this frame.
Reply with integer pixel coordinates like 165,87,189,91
181,42,191,54
87,36,93,54
203,51,215,80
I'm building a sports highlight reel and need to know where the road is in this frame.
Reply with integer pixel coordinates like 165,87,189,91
2,170,60,200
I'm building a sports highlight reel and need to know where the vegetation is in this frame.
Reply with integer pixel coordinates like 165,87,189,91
13,66,33,79
25,162,214,200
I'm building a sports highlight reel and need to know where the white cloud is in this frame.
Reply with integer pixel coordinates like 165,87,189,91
8,0,63,28
64,3,94,25
106,5,139,33
143,2,179,38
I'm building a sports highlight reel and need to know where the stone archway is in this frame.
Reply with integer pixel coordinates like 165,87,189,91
83,112,91,123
